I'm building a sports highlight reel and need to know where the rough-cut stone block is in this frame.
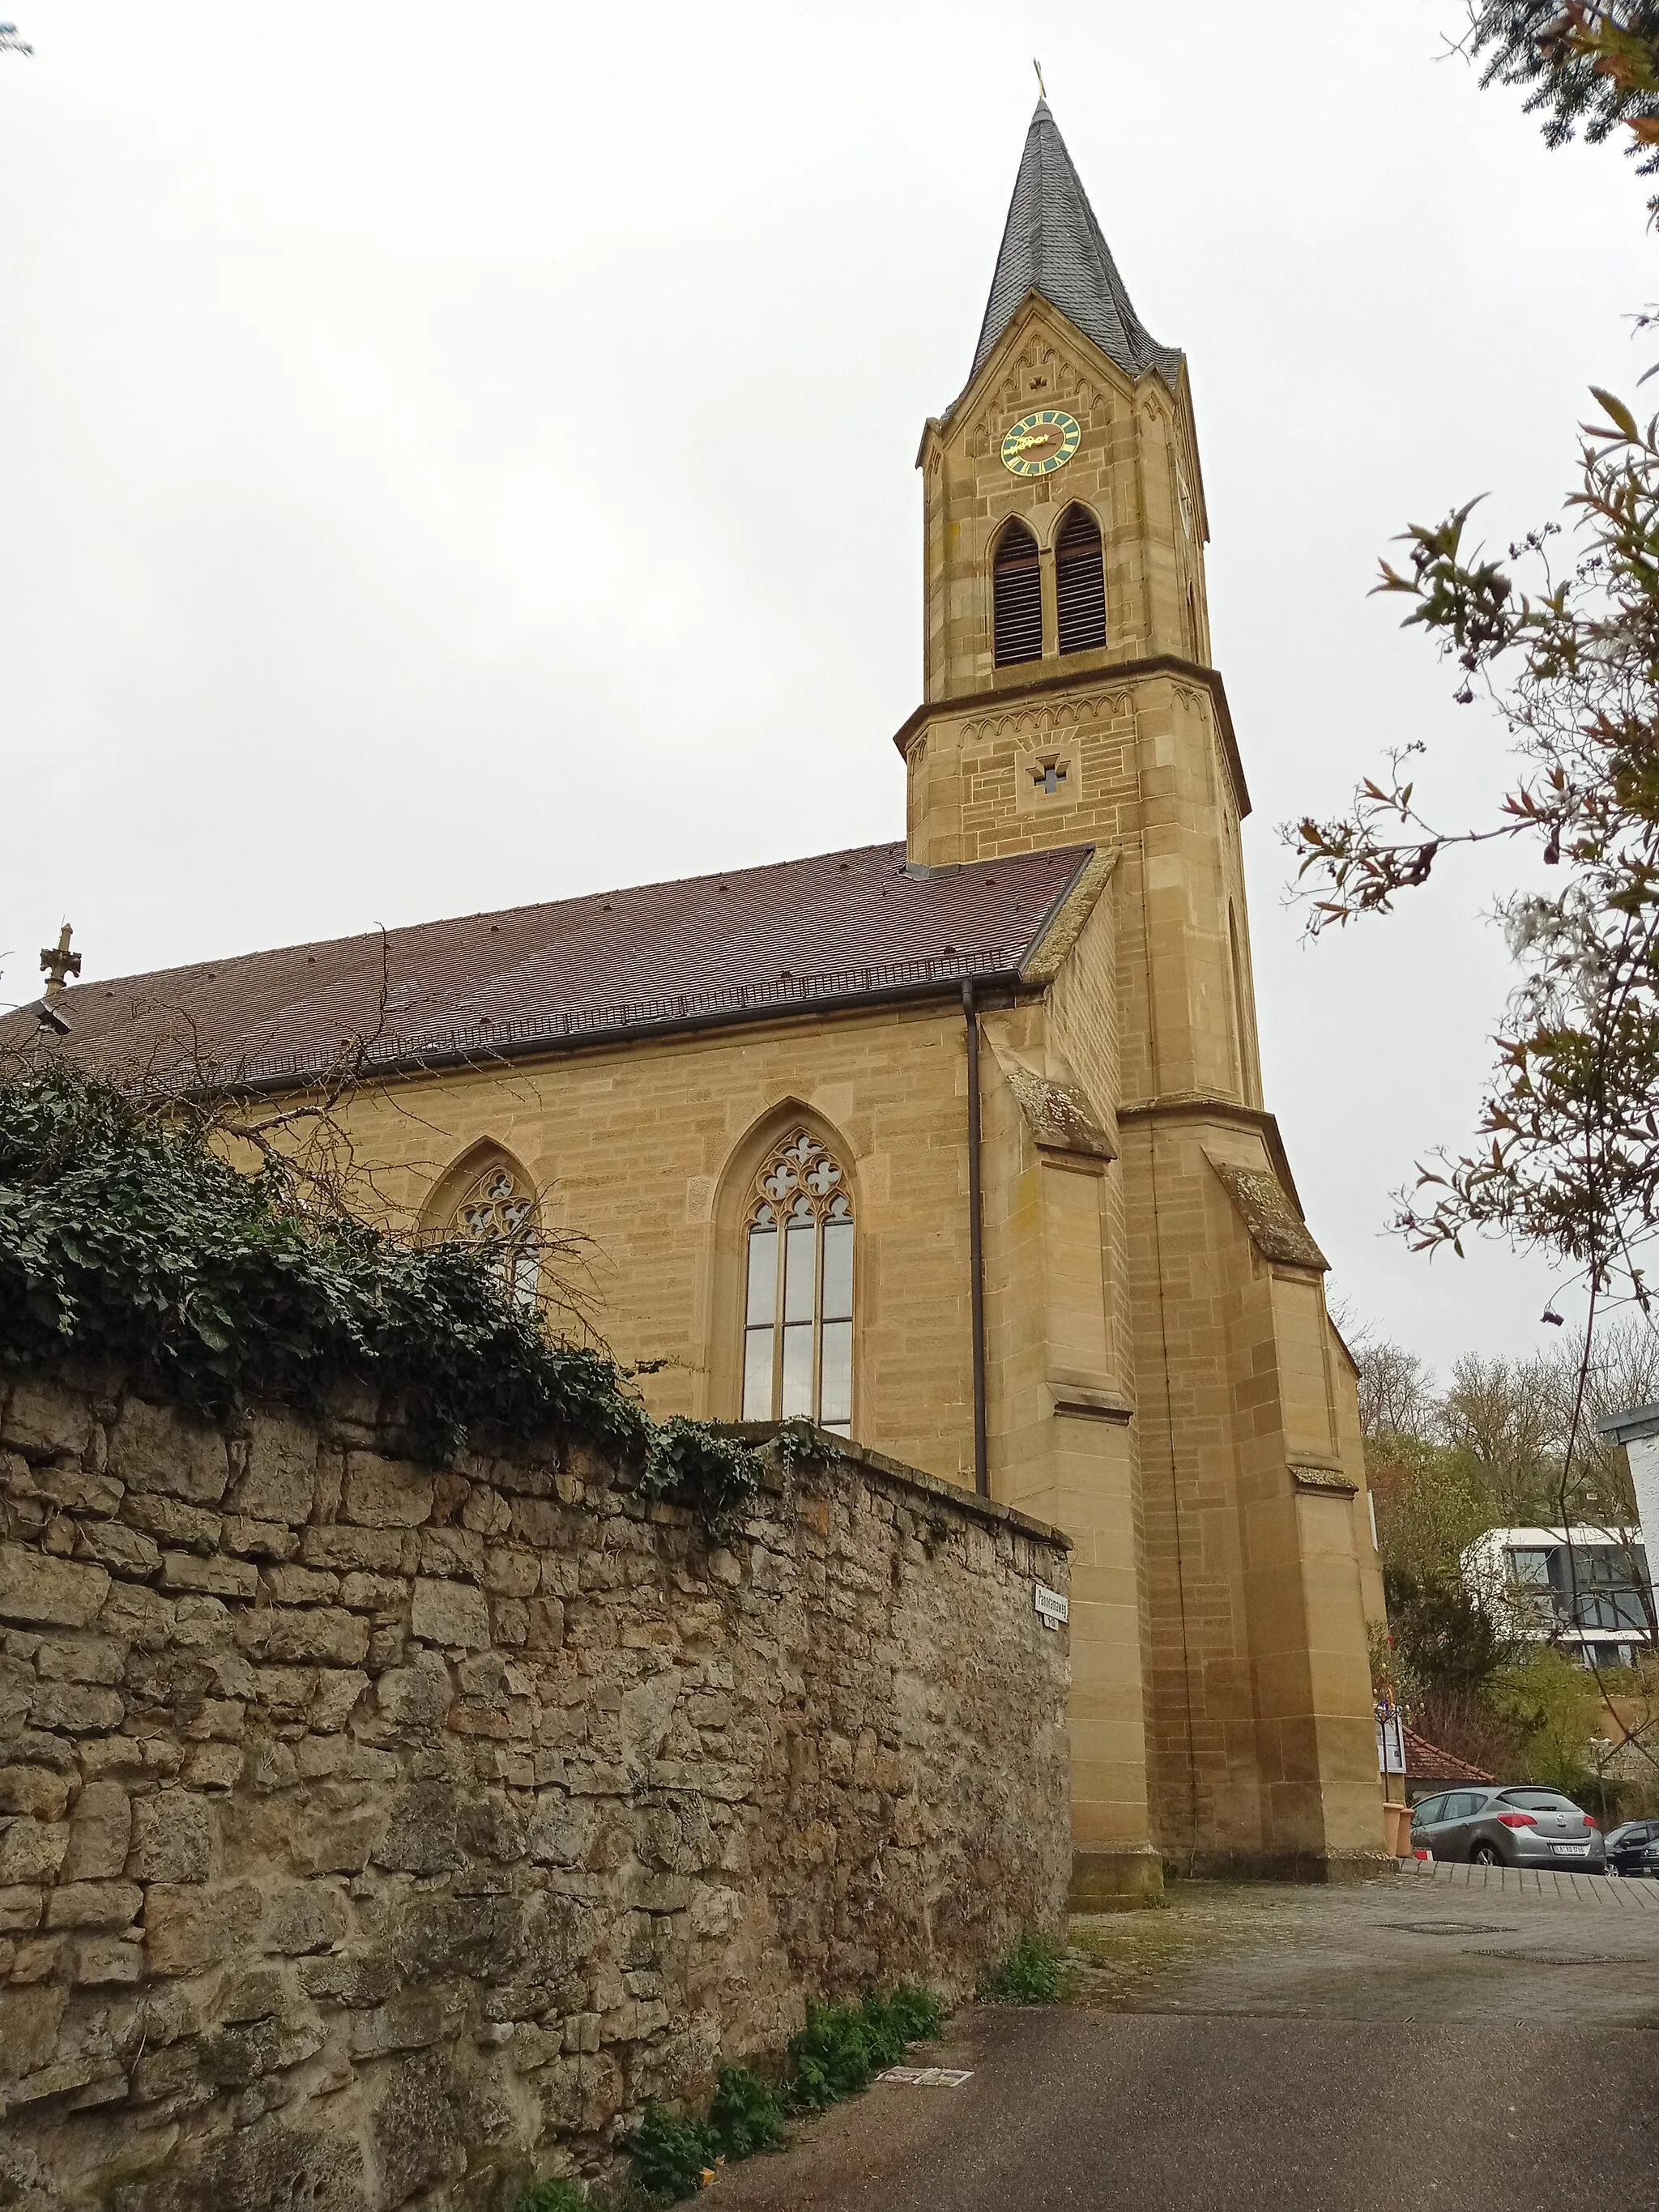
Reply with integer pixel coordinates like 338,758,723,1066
526,1793,597,1869
309,1669,368,1733
28,1681,125,1733
483,1547,541,1598
144,1878,263,1975
59,1780,131,1882
373,1780,458,1873
127,1790,219,1882
342,1455,431,1528
65,1933,145,1985
0,1545,109,1628
221,1515,297,1561
97,1580,175,1652
45,1880,142,1930
2,1378,96,1460
298,1525,408,1575
0,1984,68,2082
375,1649,452,1729
0,1768,72,1822
109,1399,229,1504
30,1464,122,1519
0,1884,45,1933
292,1809,383,1877
410,1577,489,1650
121,1491,221,1547
245,1608,370,1668
35,1634,126,1686
0,1818,69,1886
230,1411,318,1524
183,1741,245,1790
264,1564,338,1605
261,1882,349,1956
160,1551,259,1600
339,1571,403,1613
72,1519,161,1576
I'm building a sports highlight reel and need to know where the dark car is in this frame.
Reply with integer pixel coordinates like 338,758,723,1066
1604,1819,1659,1876
1410,1786,1605,1870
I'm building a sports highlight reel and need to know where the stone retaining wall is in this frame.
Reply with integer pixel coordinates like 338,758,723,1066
0,1369,1069,2212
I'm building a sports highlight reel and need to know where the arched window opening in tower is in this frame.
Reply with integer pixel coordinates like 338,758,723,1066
1056,505,1107,654
741,1130,854,1435
992,519,1043,666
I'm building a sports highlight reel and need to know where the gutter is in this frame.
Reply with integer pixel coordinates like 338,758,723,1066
962,981,990,1498
194,963,1030,1101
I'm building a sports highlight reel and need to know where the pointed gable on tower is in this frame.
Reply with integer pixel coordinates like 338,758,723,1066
966,99,1183,394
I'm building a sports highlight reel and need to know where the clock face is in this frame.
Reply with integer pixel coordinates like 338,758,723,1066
1000,409,1081,478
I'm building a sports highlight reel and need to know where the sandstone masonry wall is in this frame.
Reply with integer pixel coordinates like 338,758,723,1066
0,1369,1069,2212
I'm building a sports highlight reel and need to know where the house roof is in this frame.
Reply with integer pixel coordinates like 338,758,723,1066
966,100,1183,394
1403,1728,1495,1787
6,841,1094,1089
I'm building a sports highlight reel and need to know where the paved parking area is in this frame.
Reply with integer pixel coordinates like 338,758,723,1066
1064,1861,1659,2027
713,1869,1659,2211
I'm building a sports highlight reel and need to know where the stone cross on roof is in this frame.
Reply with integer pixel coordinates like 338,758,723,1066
40,922,81,1002
969,99,1183,392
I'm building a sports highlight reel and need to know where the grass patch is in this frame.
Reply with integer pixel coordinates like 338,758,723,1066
978,1933,1067,2005
510,2183,657,2212
788,1987,947,2110
708,2065,790,2157
609,1987,945,2201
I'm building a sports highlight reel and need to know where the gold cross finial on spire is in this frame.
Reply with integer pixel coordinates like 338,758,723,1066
1033,57,1047,101
40,923,81,1002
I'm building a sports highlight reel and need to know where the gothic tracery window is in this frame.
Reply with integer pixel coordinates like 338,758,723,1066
741,1130,854,1435
448,1155,542,1310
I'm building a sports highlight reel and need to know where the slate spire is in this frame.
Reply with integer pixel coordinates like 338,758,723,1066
970,100,1182,391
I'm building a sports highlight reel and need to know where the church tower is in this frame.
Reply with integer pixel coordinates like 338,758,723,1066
900,103,1388,1889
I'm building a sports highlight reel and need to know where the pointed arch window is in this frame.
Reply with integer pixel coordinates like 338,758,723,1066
448,1154,542,1309
1056,505,1107,654
992,519,1043,667
740,1130,854,1435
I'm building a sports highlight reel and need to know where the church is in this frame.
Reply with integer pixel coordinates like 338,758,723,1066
22,101,1388,1890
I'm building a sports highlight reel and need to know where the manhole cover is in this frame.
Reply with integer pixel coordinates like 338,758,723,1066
1383,1921,1520,1937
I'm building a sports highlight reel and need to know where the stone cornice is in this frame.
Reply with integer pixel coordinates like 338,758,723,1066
890,654,1251,823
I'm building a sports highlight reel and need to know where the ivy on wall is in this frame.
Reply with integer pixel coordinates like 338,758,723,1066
0,1063,763,1524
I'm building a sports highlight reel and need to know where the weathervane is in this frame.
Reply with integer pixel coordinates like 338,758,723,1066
1033,57,1047,101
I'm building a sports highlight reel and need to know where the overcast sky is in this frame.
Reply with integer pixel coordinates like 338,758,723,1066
2,2,1653,1372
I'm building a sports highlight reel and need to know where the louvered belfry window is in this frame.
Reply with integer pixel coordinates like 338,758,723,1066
992,519,1043,666
1056,505,1107,654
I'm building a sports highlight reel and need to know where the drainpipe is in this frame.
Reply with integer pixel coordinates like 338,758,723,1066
962,981,989,1498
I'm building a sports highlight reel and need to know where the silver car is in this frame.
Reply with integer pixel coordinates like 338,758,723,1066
1410,1785,1606,1870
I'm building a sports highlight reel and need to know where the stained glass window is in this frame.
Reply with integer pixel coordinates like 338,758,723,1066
740,1131,854,1436
449,1158,541,1310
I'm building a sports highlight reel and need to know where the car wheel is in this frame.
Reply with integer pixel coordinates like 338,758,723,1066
1470,1843,1502,1867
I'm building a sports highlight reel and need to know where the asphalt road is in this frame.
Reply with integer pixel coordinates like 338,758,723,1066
713,1871,1659,2211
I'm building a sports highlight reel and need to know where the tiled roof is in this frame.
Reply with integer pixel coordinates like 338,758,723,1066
967,100,1183,394
1403,1728,1495,1786
8,842,1094,1089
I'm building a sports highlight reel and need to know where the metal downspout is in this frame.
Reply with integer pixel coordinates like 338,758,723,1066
963,981,989,1498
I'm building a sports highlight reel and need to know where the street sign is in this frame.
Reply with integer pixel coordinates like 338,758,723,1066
1034,1583,1068,1629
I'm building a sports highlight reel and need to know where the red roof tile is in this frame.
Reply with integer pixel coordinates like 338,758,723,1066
1402,1728,1495,1785
6,842,1093,1087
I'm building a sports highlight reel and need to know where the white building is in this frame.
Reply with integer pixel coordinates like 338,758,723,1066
1462,1524,1653,1669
